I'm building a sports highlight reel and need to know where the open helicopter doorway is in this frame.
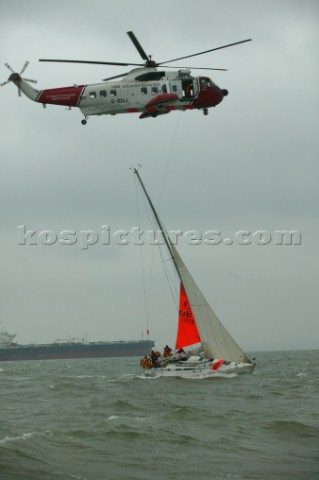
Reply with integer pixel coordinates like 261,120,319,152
181,78,198,99
169,77,198,100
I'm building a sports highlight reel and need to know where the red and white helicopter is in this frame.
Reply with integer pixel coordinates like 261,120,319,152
1,31,251,125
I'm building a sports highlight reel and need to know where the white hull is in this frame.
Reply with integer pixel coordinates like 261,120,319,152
144,358,255,379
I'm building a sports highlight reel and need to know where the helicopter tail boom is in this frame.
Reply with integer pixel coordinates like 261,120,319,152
9,73,85,107
4,72,39,100
36,85,85,106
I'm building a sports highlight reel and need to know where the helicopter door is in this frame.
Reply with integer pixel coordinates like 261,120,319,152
169,80,182,98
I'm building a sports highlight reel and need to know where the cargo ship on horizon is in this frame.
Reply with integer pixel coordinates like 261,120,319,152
0,329,154,362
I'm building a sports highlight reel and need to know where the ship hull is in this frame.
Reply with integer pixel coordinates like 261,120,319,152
0,340,154,362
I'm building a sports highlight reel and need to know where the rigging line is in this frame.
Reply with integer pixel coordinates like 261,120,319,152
158,111,182,212
140,183,179,314
143,194,156,333
134,175,149,335
146,113,182,318
158,244,180,312
140,186,164,327
140,182,164,322
135,176,168,335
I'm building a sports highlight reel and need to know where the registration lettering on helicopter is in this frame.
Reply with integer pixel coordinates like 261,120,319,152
113,98,129,104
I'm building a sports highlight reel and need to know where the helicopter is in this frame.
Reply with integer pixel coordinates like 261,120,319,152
1,31,251,125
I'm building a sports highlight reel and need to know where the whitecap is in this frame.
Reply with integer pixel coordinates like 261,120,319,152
0,432,34,445
108,415,119,421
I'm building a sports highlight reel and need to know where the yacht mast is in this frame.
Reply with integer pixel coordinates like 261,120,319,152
133,168,182,284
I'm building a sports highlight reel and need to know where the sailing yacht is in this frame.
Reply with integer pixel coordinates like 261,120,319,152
134,169,255,379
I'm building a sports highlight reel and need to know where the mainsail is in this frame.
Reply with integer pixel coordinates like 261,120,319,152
134,168,252,365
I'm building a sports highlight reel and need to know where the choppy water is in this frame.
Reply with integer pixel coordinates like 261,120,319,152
1,350,318,480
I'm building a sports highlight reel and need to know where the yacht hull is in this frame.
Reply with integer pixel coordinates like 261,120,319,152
144,359,255,379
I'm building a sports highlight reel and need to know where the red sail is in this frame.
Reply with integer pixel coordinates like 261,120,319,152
175,284,201,349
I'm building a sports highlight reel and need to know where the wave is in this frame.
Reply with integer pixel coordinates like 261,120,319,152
267,420,319,438
0,432,35,445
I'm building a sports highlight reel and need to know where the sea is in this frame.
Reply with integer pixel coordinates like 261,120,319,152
1,350,318,480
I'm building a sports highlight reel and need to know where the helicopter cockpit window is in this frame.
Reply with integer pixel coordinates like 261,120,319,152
100,90,107,97
89,92,96,99
141,87,147,95
151,86,158,95
172,85,177,92
162,85,167,93
110,89,117,97
200,79,209,89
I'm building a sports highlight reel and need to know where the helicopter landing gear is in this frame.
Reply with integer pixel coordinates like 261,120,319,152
81,117,88,125
203,108,208,116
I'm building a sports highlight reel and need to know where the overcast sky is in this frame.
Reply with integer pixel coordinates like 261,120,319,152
1,0,318,352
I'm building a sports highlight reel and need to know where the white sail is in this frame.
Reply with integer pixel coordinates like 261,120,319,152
169,242,251,363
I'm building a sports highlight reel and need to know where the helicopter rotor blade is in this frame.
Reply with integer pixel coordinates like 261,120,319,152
39,59,145,67
4,63,15,73
20,61,29,75
23,78,37,83
1,61,37,92
158,39,252,65
127,31,149,62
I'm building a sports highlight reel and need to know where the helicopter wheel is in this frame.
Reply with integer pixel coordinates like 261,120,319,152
203,108,208,116
81,119,87,125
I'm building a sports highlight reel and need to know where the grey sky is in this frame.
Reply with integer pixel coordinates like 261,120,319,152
1,0,318,351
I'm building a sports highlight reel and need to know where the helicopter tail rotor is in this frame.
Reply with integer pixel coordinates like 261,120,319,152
1,62,37,96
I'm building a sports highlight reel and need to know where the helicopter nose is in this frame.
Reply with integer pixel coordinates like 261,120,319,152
221,89,229,96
